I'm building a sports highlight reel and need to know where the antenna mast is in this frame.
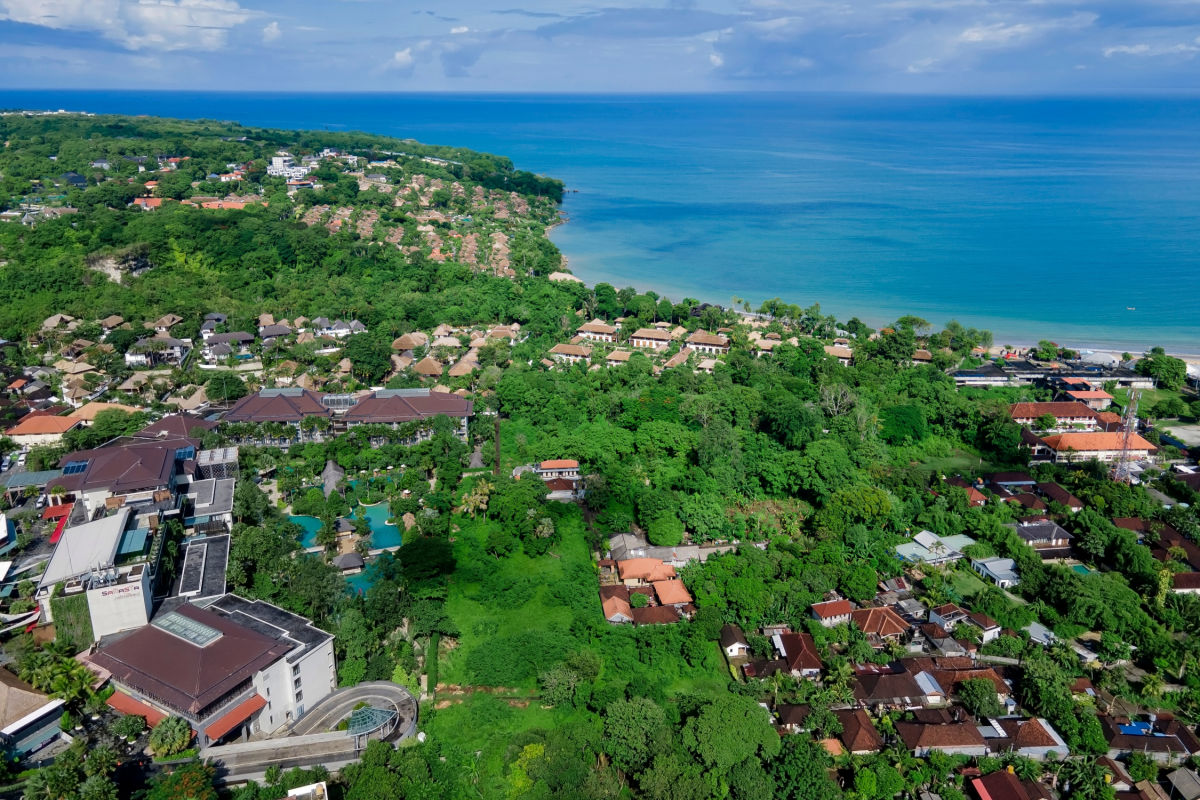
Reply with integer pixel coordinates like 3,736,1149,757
1111,389,1140,483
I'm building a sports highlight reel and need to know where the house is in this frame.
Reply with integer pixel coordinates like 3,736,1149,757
811,599,854,627
203,332,254,362
576,321,617,343
629,328,671,350
662,347,693,369
989,472,1037,492
617,559,677,584
86,596,335,745
979,717,1069,760
720,624,750,658
911,349,934,365
631,606,681,626
1009,519,1074,557
391,332,429,352
340,389,473,442
606,350,632,367
1009,402,1099,429
895,530,976,566
824,345,853,365
258,324,293,342
1168,768,1200,800
853,670,924,709
834,709,883,755
776,704,812,734
972,557,1020,588
145,314,183,334
600,586,634,624
653,580,693,608
1063,389,1115,411
66,402,142,426
5,415,82,447
1036,482,1084,511
929,604,1002,643
1100,716,1200,764
1039,432,1157,463
548,343,592,365
849,606,910,647
896,718,987,757
773,632,822,678
0,668,65,758
536,460,580,480
413,356,443,378
1171,573,1200,595
970,770,1043,800
125,336,190,367
685,330,730,354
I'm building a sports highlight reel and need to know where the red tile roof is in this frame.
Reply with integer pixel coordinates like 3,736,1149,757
107,691,166,726
1041,432,1156,453
850,607,910,639
812,599,853,619
204,693,265,740
652,580,693,606
1009,402,1097,421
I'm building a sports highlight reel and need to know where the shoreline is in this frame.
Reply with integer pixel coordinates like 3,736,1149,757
548,227,1200,364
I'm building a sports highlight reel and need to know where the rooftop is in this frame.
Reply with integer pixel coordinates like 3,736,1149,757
39,507,133,588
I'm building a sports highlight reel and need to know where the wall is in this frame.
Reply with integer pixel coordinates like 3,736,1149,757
86,570,152,640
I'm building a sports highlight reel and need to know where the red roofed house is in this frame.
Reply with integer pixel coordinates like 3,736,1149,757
1009,402,1098,429
653,580,693,608
811,599,853,627
629,328,671,350
1040,432,1157,463
1062,389,1115,410
85,596,334,745
773,632,822,679
617,559,676,585
535,460,580,480
850,607,910,648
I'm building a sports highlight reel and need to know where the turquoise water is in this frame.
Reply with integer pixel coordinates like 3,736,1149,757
289,515,322,549
1071,564,1094,576
5,90,1200,351
353,504,403,549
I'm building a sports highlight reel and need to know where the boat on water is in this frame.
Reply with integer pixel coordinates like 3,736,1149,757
1126,306,1136,311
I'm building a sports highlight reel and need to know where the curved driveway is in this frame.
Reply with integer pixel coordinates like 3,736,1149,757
290,680,418,738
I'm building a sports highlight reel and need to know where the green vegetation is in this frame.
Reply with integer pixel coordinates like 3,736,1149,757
48,593,94,650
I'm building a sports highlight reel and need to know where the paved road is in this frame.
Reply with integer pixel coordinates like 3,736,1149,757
202,732,359,785
289,681,417,737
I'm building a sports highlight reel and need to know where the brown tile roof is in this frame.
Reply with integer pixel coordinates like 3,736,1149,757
1036,482,1083,508
896,720,984,751
850,606,909,638
224,388,329,424
1009,401,1098,421
7,415,81,436
87,604,290,717
653,580,693,605
812,599,853,619
549,343,592,358
778,632,822,673
835,709,883,753
578,321,616,335
617,559,676,583
1042,432,1157,453
685,330,729,347
630,328,671,341
971,770,1033,800
1174,573,1200,591
342,390,472,425
631,605,680,625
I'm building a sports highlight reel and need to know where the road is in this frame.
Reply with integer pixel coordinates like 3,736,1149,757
289,680,417,737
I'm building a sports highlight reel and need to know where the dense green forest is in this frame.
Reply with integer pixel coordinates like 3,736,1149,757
4,114,1200,800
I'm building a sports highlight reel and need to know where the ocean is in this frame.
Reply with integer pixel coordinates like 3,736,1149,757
3,90,1198,352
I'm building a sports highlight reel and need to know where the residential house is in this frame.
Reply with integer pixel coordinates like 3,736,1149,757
125,336,190,367
203,332,254,363
811,599,854,628
929,604,1002,643
1009,519,1074,558
606,350,632,367
629,328,671,350
834,709,883,755
1168,768,1200,800
849,606,910,648
145,314,183,334
969,770,1047,800
576,320,617,343
617,559,677,585
685,330,730,354
896,717,988,757
853,670,925,709
1009,402,1099,429
1036,482,1084,511
895,530,976,566
972,557,1020,589
548,343,592,365
1039,432,1157,463
776,704,812,734
989,472,1038,492
1063,389,1115,410
1171,574,1200,595
772,632,822,679
1100,716,1200,764
944,476,988,507
599,586,634,624
824,345,853,365
720,624,750,658
631,606,681,626
86,596,335,745
5,415,82,447
979,717,1069,760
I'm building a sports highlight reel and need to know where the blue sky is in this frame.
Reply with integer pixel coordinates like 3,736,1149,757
1,0,1198,92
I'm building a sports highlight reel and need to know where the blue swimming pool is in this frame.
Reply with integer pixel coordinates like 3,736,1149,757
289,515,323,549
354,503,403,549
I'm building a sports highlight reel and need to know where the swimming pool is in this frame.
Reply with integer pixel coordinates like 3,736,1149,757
1071,564,1093,576
354,503,403,549
289,515,323,549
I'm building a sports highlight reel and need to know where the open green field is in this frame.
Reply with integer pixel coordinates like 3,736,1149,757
948,568,989,601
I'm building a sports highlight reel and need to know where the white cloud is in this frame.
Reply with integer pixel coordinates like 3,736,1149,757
0,0,259,51
450,25,469,34
1104,40,1198,57
709,51,723,66
262,20,281,43
959,22,1034,44
392,47,414,67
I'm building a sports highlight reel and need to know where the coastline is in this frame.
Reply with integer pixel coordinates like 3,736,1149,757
548,224,1200,364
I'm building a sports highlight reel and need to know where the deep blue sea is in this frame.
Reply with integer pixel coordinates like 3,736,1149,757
3,90,1198,352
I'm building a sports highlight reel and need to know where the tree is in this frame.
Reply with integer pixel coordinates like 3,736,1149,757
602,697,667,774
78,774,119,800
880,404,929,445
958,677,1003,717
681,693,781,776
206,373,248,403
1137,347,1186,390
149,715,193,756
1034,340,1059,361
771,737,840,800
343,334,393,384
143,762,219,800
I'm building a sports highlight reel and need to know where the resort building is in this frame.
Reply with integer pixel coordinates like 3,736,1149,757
576,320,617,343
628,328,671,350
1039,432,1156,463
685,330,730,354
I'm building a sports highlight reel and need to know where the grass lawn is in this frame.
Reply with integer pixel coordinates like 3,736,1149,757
948,568,989,601
1114,386,1190,411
